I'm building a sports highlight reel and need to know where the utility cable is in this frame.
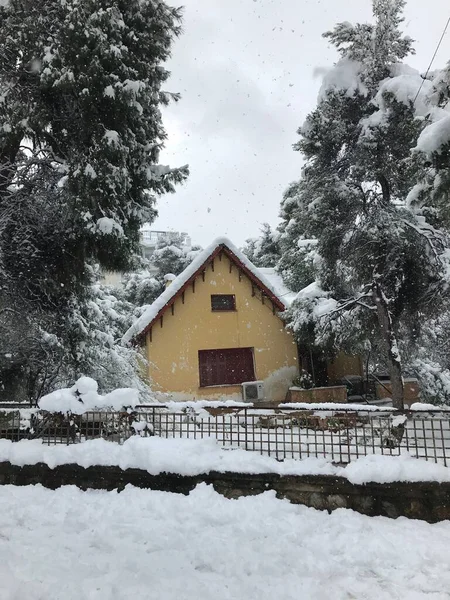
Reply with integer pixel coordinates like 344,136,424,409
413,16,450,105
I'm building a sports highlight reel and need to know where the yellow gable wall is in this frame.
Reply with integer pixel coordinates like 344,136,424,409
145,254,299,400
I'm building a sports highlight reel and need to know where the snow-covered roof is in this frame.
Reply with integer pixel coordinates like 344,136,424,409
123,237,293,344
257,268,297,307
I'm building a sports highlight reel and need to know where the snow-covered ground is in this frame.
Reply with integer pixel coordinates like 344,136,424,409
0,484,449,600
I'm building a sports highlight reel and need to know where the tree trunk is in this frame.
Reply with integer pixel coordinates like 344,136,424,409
372,280,404,410
0,133,22,199
377,173,391,204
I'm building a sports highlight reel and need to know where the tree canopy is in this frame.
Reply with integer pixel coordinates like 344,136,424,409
277,0,450,408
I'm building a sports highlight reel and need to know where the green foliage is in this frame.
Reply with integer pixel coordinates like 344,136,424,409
277,0,450,402
122,235,202,308
122,268,163,307
243,223,281,268
151,234,199,279
0,0,187,272
0,0,187,401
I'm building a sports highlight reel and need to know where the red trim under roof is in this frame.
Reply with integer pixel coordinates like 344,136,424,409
135,243,286,343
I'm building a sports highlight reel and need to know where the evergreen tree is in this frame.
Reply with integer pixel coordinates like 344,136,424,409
122,267,163,308
69,272,150,398
151,234,196,278
412,62,450,231
398,62,450,403
277,183,319,293
0,0,187,400
279,0,450,409
152,235,202,282
403,310,450,404
122,236,202,307
243,223,281,268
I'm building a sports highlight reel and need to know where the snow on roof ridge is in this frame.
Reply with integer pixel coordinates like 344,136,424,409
122,236,290,344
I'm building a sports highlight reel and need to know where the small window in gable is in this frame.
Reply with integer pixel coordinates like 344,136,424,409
211,294,236,311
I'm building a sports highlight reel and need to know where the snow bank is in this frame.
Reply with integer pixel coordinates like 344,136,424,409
0,437,336,477
0,437,449,483
38,377,139,415
164,399,250,411
149,399,393,413
2,484,450,600
123,236,292,343
344,452,450,485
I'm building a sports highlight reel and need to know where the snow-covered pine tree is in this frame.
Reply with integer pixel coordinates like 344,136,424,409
403,311,450,404
396,61,450,402
68,271,151,398
0,170,85,401
122,235,202,309
279,0,450,409
0,0,187,400
0,0,187,270
243,223,281,268
413,61,450,233
0,181,150,401
122,267,163,308
151,234,201,281
277,182,320,293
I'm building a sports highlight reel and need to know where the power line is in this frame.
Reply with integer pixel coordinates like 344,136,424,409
413,16,450,106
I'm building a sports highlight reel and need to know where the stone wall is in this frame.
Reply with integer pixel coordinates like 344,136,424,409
0,461,449,522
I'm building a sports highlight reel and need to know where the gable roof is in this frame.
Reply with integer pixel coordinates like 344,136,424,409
257,268,297,307
123,236,292,344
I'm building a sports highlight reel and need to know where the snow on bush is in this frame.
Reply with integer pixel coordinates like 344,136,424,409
38,377,139,414
411,357,450,405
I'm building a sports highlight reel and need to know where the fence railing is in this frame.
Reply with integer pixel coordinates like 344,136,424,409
1,404,450,465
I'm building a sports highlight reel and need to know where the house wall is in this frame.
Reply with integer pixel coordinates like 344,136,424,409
327,354,364,383
145,255,299,401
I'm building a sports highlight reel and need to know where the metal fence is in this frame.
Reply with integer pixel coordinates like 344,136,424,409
1,404,450,465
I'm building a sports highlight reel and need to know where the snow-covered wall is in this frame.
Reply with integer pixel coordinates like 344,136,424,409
0,437,449,521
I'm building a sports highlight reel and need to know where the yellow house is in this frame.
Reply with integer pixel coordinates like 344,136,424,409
124,237,363,401
123,237,302,401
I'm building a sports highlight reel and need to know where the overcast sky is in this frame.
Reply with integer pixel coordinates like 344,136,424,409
152,0,450,248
